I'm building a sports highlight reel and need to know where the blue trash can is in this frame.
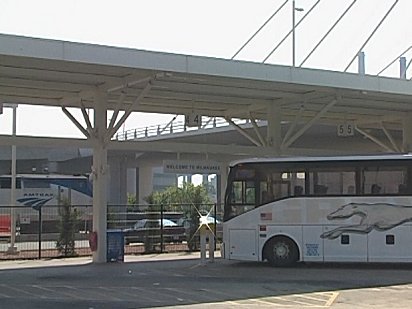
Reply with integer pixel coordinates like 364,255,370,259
107,229,124,262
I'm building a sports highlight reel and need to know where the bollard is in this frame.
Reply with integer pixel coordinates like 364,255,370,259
208,230,215,262
199,219,215,264
200,226,207,264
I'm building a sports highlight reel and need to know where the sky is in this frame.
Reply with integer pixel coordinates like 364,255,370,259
0,0,411,138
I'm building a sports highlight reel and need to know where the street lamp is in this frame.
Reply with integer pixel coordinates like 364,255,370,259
292,0,304,67
2,103,19,254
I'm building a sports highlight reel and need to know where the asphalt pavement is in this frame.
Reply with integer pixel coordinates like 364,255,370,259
1,252,412,308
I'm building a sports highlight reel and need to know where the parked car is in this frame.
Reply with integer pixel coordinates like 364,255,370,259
123,219,186,245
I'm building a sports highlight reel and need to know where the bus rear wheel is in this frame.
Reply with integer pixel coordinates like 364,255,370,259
265,236,299,267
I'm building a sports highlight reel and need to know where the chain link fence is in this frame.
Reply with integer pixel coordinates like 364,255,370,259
0,203,222,260
0,204,92,260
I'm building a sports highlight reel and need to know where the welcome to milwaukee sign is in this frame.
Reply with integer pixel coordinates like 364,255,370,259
163,160,222,174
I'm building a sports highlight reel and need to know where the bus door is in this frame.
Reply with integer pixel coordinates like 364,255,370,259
229,228,258,261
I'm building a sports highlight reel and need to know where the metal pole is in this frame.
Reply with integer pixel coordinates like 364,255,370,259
160,203,164,253
38,206,42,259
8,104,18,253
292,0,296,67
263,0,317,63
358,52,366,75
214,203,217,251
400,57,407,79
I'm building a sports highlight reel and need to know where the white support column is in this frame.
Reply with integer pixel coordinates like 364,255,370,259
403,113,412,153
267,102,282,155
92,91,108,263
59,77,154,263
108,156,128,205
138,165,154,204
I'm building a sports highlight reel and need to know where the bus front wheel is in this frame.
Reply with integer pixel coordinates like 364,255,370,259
265,236,299,267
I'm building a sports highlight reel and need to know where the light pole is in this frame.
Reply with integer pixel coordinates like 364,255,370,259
292,0,304,67
3,103,18,254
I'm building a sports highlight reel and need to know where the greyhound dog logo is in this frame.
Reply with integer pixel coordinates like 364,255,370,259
320,202,412,239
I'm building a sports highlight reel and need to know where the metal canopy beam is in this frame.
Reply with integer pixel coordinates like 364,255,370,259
355,126,395,153
249,113,267,147
225,117,263,147
0,133,365,157
282,98,338,150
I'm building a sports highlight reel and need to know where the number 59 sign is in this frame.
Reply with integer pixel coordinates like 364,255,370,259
337,122,355,137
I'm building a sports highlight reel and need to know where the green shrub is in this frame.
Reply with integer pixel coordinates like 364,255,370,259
56,198,80,257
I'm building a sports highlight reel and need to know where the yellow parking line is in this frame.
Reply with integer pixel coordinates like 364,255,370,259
274,296,317,306
325,292,339,307
250,298,292,306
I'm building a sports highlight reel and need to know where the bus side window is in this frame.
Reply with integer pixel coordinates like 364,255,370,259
231,181,242,204
0,178,21,189
0,178,10,188
261,190,274,203
245,181,256,204
294,185,303,196
398,184,408,194
371,184,381,194
314,184,328,195
231,180,256,205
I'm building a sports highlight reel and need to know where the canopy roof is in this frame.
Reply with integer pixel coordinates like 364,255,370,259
1,33,411,129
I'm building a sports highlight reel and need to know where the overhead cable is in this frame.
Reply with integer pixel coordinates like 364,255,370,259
262,0,321,64
300,0,358,67
376,45,412,76
231,0,288,60
344,0,399,72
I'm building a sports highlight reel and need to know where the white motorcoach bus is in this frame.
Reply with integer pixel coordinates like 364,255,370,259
222,155,412,266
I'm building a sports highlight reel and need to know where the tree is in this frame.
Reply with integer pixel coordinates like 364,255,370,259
144,183,213,251
56,198,81,257
144,182,212,206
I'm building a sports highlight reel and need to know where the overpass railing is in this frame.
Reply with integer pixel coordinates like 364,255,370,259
114,116,261,141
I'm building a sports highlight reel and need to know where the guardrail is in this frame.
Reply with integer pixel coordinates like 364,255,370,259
114,116,260,141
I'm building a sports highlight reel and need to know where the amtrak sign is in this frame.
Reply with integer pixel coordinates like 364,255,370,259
163,160,222,174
